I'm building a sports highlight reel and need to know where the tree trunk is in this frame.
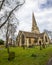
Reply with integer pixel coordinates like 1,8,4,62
6,21,10,53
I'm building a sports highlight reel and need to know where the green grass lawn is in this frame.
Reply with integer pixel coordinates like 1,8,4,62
0,45,52,65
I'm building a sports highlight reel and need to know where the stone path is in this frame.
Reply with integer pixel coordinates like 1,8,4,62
47,58,52,65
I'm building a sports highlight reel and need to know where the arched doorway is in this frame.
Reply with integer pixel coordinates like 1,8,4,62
39,41,41,45
21,34,25,46
39,40,42,50
45,36,48,42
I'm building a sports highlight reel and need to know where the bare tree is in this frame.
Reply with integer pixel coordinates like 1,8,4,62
0,0,25,59
3,13,19,52
0,0,25,28
0,0,25,47
8,22,17,46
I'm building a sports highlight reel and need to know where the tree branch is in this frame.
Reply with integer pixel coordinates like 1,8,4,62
0,0,25,29
0,0,5,10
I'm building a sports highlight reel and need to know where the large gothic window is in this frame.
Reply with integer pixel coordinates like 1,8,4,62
34,38,37,43
45,36,48,42
21,34,25,45
29,38,31,44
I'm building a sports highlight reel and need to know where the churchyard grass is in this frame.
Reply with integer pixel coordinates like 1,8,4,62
0,44,52,65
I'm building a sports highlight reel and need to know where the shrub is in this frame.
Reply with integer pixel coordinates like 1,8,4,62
0,39,4,45
31,54,38,57
28,45,34,48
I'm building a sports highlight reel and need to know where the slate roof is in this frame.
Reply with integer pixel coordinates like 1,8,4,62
19,30,45,39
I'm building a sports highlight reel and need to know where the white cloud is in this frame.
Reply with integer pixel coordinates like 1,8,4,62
38,0,47,4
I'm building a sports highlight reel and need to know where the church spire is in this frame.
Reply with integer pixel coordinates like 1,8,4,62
32,12,40,34
32,12,37,26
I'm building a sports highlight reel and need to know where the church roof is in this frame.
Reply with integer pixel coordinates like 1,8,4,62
19,31,44,39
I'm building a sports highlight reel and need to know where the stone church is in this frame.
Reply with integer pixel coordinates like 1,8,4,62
16,13,50,47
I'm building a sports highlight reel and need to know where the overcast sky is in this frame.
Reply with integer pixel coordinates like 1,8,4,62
15,0,52,33
0,0,52,40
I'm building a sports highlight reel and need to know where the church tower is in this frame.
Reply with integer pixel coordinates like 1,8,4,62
32,13,40,34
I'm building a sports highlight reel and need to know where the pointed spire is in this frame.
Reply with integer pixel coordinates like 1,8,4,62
32,12,37,26
32,12,40,34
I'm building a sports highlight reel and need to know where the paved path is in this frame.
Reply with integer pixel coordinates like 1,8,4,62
47,58,52,65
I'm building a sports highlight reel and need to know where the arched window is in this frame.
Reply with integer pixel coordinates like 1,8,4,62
21,34,25,44
45,36,47,42
29,38,31,44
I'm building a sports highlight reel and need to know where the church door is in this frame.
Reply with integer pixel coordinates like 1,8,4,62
21,34,25,46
